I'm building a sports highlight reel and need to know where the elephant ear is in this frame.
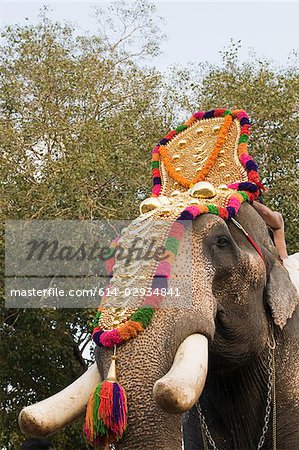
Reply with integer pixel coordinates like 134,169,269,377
266,258,299,329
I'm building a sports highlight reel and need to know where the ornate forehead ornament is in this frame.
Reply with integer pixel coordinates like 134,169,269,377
84,108,264,446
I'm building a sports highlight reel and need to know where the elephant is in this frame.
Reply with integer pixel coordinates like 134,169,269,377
19,201,299,450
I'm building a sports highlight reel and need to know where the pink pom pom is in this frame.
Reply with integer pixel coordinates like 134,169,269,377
240,154,253,165
185,206,200,218
156,261,172,278
193,111,205,120
228,198,242,210
241,128,250,136
227,182,239,190
100,330,123,348
152,185,161,196
152,146,160,154
105,258,115,275
169,222,185,239
237,111,248,120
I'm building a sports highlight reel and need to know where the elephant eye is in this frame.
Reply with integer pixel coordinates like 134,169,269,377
216,236,229,247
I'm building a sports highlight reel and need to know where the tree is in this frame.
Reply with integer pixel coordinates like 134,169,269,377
0,2,168,448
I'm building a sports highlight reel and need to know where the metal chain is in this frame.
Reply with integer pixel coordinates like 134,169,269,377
200,422,209,450
256,340,275,450
197,331,277,450
271,331,277,450
197,402,219,450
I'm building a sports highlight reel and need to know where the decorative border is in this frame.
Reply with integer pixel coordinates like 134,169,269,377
92,109,264,349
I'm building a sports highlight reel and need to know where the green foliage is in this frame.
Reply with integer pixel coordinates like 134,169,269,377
0,6,167,222
0,309,91,448
0,2,168,448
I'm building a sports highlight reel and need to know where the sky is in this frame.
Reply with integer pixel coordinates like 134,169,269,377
0,2,298,70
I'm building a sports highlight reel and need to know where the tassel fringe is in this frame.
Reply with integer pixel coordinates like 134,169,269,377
83,380,127,447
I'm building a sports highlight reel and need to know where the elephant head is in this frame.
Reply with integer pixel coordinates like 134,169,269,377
18,109,299,449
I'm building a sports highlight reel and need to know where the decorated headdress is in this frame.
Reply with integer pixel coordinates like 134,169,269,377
83,109,264,446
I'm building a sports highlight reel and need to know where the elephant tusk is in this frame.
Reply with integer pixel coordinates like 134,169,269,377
18,362,100,437
153,334,208,414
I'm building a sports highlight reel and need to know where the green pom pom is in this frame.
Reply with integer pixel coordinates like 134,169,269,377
239,191,249,201
223,110,232,116
207,204,219,215
165,236,180,255
131,307,154,327
151,161,159,169
175,124,187,133
92,311,102,328
239,134,249,143
104,247,116,259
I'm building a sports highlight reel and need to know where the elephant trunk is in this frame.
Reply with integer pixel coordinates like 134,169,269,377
95,303,214,450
